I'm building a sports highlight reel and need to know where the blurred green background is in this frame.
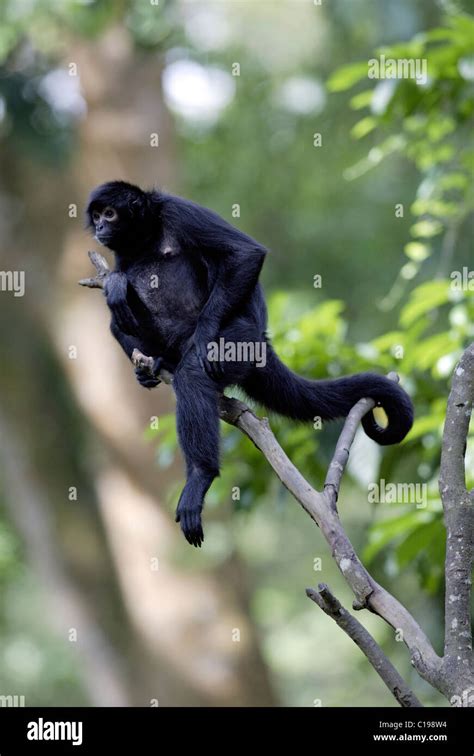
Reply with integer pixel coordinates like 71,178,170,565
0,0,472,707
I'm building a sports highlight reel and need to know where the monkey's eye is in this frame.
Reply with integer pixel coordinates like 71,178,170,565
103,207,117,221
92,211,100,223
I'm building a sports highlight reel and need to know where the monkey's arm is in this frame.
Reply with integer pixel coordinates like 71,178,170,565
168,198,267,374
105,271,140,337
199,244,266,329
194,247,265,375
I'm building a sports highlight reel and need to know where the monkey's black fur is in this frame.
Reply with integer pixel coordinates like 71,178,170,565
87,180,414,547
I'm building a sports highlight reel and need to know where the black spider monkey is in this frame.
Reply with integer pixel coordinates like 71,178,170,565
86,180,414,547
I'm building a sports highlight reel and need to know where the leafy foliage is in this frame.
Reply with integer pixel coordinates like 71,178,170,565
328,12,474,591
328,13,474,296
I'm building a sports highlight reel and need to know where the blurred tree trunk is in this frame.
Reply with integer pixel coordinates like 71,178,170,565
0,28,275,706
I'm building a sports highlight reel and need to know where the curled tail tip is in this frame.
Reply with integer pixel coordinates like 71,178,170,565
362,377,414,446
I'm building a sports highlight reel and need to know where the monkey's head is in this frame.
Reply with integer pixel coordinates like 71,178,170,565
86,181,151,253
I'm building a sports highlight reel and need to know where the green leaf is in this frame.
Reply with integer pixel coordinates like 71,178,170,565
411,144,455,171
350,116,377,139
437,172,469,191
343,134,405,179
448,13,474,43
404,115,428,133
461,149,474,172
400,262,419,280
425,45,463,76
411,199,459,218
364,511,432,563
426,116,455,142
402,413,443,443
410,219,444,238
423,28,460,43
404,242,431,261
400,280,451,327
375,41,426,60
410,332,459,371
350,90,373,110
396,518,442,568
327,62,369,92
370,331,405,352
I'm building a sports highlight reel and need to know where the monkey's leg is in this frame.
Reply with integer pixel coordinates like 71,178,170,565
110,321,163,388
172,353,221,547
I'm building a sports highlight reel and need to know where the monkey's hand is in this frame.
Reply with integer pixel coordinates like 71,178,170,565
134,356,163,389
193,325,224,380
105,271,140,336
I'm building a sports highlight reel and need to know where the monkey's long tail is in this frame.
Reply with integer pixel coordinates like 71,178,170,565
242,345,414,445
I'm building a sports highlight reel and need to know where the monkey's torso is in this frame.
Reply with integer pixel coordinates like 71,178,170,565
118,250,211,363
113,246,267,370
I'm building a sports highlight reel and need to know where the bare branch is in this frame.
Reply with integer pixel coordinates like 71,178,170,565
439,342,474,693
324,373,399,508
306,584,423,708
78,250,110,289
218,391,444,691
324,397,375,509
323,370,399,508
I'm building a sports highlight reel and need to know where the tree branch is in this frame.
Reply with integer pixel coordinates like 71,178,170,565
324,372,398,509
439,342,474,697
218,393,443,692
78,250,111,288
306,583,423,707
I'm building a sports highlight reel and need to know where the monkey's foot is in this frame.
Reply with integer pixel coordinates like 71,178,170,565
175,495,204,548
134,366,161,389
134,356,163,389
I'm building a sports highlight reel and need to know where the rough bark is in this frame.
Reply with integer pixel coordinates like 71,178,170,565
438,343,474,702
306,584,422,708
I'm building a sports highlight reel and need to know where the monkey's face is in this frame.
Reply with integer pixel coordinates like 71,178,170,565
90,206,119,246
86,181,150,255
